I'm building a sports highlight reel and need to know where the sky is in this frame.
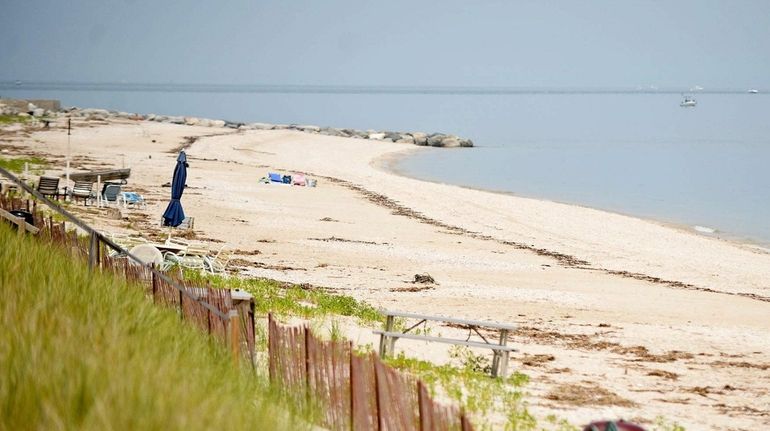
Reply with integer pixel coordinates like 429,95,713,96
1,0,769,88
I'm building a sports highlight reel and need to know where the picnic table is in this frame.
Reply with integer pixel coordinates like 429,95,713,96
374,310,518,378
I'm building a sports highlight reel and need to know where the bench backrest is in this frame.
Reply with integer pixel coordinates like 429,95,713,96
37,176,59,195
72,181,93,195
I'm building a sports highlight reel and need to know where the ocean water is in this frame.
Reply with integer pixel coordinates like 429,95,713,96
2,84,769,246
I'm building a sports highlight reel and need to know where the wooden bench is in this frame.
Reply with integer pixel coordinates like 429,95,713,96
374,310,517,378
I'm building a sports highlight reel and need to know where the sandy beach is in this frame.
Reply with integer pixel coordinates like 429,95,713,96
3,117,769,429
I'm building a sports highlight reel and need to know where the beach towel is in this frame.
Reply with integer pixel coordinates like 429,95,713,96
292,174,306,186
268,172,282,183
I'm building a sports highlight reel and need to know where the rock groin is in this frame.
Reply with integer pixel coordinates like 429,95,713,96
0,99,474,148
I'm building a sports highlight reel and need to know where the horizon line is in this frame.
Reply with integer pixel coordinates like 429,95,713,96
0,81,766,95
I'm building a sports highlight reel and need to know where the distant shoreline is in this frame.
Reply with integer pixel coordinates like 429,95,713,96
2,81,767,95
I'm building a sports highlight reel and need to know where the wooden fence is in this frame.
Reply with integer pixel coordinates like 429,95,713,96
268,315,474,431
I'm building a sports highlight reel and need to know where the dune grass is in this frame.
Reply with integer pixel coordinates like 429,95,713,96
181,270,383,324
0,114,31,125
0,156,47,174
0,224,302,431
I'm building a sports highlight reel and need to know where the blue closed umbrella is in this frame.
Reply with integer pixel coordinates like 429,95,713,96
162,151,188,227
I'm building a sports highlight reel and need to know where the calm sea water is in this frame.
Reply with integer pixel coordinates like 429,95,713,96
3,84,769,246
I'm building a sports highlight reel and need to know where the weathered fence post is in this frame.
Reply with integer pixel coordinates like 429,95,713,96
151,270,158,302
418,380,427,431
461,411,472,431
88,231,99,270
304,324,311,406
229,309,240,365
374,356,383,431
178,289,184,320
349,341,355,431
207,309,212,336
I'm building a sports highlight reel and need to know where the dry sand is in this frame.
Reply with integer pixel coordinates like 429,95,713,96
3,117,769,430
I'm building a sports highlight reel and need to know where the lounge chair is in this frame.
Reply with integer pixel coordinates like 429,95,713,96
70,181,95,205
36,176,60,200
205,245,232,275
120,191,146,209
162,239,209,271
101,183,122,206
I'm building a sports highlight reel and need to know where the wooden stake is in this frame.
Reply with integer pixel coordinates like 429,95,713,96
229,309,240,365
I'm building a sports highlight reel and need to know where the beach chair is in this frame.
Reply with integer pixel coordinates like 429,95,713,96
101,183,122,206
268,172,283,183
120,191,146,209
70,181,95,205
162,239,209,271
36,176,60,200
205,245,232,275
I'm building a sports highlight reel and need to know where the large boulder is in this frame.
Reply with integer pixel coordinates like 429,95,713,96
410,132,428,146
395,134,415,144
210,119,226,128
459,138,474,147
368,132,386,140
426,133,448,147
319,127,347,137
248,122,275,130
294,124,320,133
383,131,402,142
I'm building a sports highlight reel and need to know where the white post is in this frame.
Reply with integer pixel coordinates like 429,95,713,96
97,175,102,208
23,162,29,178
66,118,71,200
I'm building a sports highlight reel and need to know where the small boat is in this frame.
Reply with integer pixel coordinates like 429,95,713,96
68,168,131,183
14,80,22,86
680,95,697,108
748,89,759,94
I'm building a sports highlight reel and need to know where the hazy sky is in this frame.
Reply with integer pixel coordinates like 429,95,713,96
2,0,769,88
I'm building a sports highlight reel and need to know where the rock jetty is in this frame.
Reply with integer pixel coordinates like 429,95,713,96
0,99,474,148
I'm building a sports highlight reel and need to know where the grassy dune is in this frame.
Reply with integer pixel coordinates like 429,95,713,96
0,224,298,430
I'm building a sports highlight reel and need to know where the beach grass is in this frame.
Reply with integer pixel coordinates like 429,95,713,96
0,155,47,174
0,114,31,125
384,349,540,431
181,270,383,324
0,224,302,431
